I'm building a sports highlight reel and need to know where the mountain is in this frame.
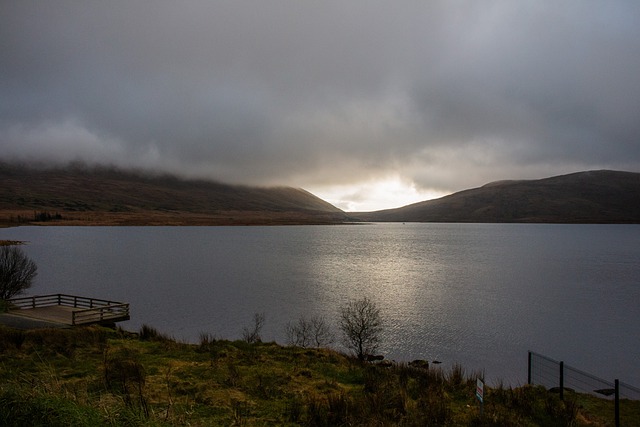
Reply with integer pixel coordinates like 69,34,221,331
354,170,640,223
0,163,349,225
3,165,638,225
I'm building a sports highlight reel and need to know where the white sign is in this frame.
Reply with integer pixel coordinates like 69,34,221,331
476,378,484,403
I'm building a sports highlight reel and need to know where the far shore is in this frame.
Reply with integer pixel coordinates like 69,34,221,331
0,240,25,246
0,209,358,228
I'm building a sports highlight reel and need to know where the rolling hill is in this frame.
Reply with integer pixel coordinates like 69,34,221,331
3,164,639,225
354,170,640,223
0,162,349,226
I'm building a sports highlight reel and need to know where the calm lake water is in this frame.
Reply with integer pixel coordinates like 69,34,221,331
3,223,639,386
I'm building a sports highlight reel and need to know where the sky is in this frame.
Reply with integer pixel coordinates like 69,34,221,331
2,1,640,211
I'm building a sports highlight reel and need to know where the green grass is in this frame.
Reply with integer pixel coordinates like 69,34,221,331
0,388,104,427
0,325,636,426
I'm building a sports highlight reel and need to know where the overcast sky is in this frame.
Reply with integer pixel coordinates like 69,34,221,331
2,1,640,211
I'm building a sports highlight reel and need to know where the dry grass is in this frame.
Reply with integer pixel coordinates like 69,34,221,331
0,324,630,426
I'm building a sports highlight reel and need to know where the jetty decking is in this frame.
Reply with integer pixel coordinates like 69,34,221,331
6,294,130,326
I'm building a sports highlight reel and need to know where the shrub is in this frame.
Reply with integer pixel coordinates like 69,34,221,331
242,312,265,344
138,323,173,342
103,349,148,416
0,329,26,352
285,315,334,348
0,246,37,300
197,331,217,353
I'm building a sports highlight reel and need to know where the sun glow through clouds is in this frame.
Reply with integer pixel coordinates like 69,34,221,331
310,177,448,213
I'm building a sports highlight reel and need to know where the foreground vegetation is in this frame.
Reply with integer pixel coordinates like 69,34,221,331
0,325,635,426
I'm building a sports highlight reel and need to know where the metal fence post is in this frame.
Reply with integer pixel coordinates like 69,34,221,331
615,379,620,427
559,361,564,401
527,351,532,385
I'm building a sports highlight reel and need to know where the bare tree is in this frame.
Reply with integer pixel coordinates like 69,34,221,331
285,316,311,347
339,297,383,360
286,315,334,348
242,312,265,343
310,315,334,348
0,245,37,300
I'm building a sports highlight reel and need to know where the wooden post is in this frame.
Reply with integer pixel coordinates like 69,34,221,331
527,351,532,385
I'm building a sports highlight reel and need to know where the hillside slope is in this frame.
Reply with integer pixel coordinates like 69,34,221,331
355,170,640,223
0,163,348,225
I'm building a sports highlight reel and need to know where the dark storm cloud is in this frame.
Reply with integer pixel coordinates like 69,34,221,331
2,1,640,198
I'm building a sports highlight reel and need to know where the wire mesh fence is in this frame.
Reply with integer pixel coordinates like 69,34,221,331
528,351,640,426
528,351,561,390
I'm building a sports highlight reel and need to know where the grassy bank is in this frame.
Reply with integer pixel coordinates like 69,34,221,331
0,325,635,426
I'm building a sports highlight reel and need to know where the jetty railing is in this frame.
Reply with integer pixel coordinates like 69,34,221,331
8,294,130,325
528,351,640,426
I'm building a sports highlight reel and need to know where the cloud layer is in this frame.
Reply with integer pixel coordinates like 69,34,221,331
2,1,640,209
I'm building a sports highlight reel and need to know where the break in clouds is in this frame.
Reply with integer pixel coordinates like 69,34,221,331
2,1,640,209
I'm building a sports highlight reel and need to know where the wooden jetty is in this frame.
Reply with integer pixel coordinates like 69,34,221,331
6,294,130,326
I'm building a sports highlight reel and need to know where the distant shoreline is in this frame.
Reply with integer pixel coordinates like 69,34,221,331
0,209,356,228
0,240,26,246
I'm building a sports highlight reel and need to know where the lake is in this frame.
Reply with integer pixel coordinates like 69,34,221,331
2,223,639,386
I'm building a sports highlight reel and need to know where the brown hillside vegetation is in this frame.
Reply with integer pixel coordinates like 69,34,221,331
355,170,640,223
0,162,349,226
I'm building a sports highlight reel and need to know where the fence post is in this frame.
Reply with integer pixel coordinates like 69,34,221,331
559,361,564,401
615,379,620,427
527,351,532,385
